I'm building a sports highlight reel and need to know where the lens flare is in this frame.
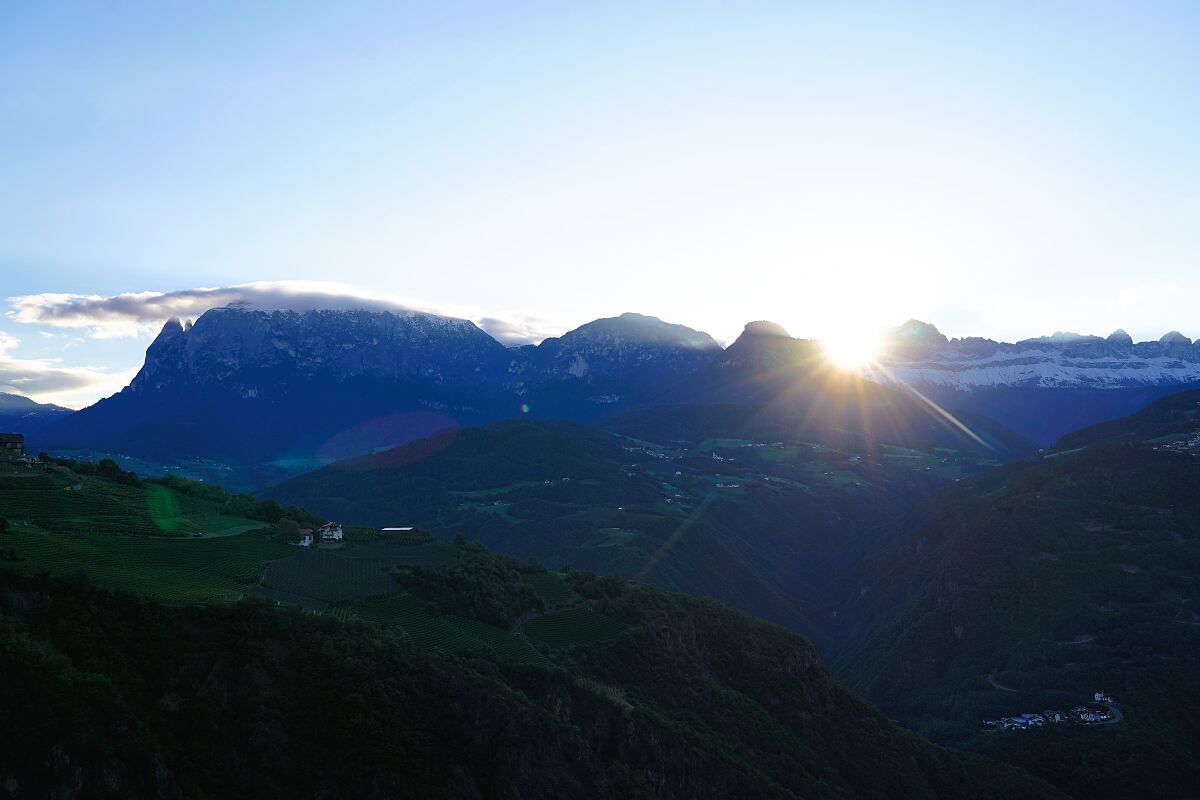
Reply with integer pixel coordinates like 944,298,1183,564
146,484,182,531
821,329,883,368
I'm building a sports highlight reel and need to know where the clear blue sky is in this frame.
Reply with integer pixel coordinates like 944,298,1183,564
2,1,1199,405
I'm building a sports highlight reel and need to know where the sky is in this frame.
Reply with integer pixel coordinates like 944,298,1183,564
2,1,1199,407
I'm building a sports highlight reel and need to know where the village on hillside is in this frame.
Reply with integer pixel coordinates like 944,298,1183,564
983,691,1118,731
1153,429,1200,455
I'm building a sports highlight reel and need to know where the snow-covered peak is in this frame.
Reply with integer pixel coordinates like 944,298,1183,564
866,325,1200,390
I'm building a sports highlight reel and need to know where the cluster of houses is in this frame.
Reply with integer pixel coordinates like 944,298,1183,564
984,712,1062,730
983,691,1116,731
1072,705,1114,723
298,522,343,547
622,445,671,460
1154,430,1200,455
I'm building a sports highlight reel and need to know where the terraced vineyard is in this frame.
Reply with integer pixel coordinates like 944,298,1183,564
343,539,458,568
256,549,396,604
349,592,549,665
0,470,264,537
0,528,290,604
251,539,460,608
521,571,575,605
520,607,631,648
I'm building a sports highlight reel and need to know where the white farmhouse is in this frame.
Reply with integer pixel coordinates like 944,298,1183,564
319,522,344,542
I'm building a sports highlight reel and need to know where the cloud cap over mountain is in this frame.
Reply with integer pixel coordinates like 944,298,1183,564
8,281,561,346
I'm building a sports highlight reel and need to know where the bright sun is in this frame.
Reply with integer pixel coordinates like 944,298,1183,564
821,329,883,369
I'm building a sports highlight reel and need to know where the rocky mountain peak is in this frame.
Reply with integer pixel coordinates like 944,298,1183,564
739,320,792,339
558,312,719,349
886,319,949,353
531,313,721,384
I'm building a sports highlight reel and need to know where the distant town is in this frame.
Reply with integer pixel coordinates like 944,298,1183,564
984,691,1119,731
1153,429,1200,455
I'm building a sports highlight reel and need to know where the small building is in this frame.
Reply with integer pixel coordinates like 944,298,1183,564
1094,690,1113,703
381,527,414,532
0,433,24,456
319,522,344,541
298,528,314,547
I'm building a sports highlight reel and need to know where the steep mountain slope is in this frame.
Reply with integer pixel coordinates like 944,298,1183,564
35,308,513,464
518,311,721,418
0,557,1060,798
0,393,70,436
867,321,1200,444
33,308,722,471
828,389,1200,798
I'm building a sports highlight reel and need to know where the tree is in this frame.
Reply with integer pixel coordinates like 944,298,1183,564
272,517,301,543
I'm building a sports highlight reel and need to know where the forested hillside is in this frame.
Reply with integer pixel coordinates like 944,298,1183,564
828,391,1200,798
0,557,1059,798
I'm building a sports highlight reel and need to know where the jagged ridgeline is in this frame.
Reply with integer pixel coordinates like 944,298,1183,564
29,308,1200,479
0,504,1059,798
31,309,724,467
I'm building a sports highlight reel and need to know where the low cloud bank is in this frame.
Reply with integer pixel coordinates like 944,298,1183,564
0,331,135,409
8,281,562,346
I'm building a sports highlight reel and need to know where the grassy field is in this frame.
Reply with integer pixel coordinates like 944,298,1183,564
0,527,291,604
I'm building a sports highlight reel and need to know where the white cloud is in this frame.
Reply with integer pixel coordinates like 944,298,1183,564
8,280,564,346
0,330,136,409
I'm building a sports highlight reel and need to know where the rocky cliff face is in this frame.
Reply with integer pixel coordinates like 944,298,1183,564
131,308,509,394
131,308,719,396
869,320,1200,390
35,307,724,466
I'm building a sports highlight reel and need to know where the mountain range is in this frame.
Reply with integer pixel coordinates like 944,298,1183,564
25,305,1200,473
870,320,1200,443
0,393,71,436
